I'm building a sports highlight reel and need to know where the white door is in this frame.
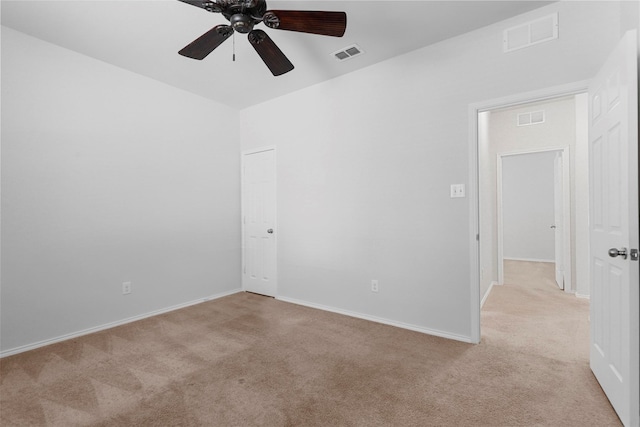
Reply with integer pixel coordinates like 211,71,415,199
242,148,277,297
553,152,564,289
589,30,639,427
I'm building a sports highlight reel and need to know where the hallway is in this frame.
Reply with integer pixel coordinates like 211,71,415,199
481,260,620,425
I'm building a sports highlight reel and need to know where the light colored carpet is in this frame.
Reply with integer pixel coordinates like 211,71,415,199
1,263,621,426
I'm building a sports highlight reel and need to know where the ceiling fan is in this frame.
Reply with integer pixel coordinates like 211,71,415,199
177,0,347,76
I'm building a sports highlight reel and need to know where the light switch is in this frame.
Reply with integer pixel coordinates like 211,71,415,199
450,184,465,198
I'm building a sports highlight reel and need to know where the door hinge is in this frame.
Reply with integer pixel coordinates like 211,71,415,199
630,249,639,261
476,234,480,241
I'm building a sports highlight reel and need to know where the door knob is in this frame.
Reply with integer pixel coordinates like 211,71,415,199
267,229,274,234
608,247,628,259
550,225,556,229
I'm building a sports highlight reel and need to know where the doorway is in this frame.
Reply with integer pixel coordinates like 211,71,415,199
476,94,589,309
467,80,591,343
497,148,571,291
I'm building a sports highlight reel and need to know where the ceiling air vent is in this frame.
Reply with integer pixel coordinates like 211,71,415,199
332,44,364,61
503,13,558,53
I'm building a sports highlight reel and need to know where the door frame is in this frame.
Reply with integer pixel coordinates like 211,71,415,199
496,147,571,292
241,146,277,296
468,80,590,343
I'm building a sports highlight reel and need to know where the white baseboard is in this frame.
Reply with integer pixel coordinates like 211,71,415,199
276,296,473,344
481,281,499,308
503,257,555,263
0,288,243,358
575,292,590,300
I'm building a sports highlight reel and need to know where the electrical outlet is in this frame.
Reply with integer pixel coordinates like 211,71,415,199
122,281,132,295
371,280,379,293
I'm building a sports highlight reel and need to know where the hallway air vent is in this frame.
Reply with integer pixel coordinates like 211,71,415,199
517,110,545,126
503,13,558,53
332,44,364,61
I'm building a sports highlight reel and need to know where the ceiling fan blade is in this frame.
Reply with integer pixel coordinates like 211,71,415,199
179,25,233,60
177,0,224,13
248,30,294,76
262,10,347,37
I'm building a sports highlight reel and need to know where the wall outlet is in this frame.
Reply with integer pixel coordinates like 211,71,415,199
122,281,132,295
371,280,379,293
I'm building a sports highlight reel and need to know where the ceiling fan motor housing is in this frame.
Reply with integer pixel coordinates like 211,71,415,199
230,13,254,33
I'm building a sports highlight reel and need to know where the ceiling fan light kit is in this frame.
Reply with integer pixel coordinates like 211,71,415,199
178,0,347,76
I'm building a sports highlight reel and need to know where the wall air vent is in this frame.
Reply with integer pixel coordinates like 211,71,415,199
332,44,364,61
517,110,545,126
503,13,558,53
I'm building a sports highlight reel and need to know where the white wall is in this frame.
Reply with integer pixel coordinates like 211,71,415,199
239,1,624,341
1,27,241,353
502,152,556,262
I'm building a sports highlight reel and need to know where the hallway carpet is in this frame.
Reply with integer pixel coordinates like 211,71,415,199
1,264,620,425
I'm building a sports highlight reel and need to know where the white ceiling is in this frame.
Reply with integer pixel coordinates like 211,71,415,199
1,0,552,109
